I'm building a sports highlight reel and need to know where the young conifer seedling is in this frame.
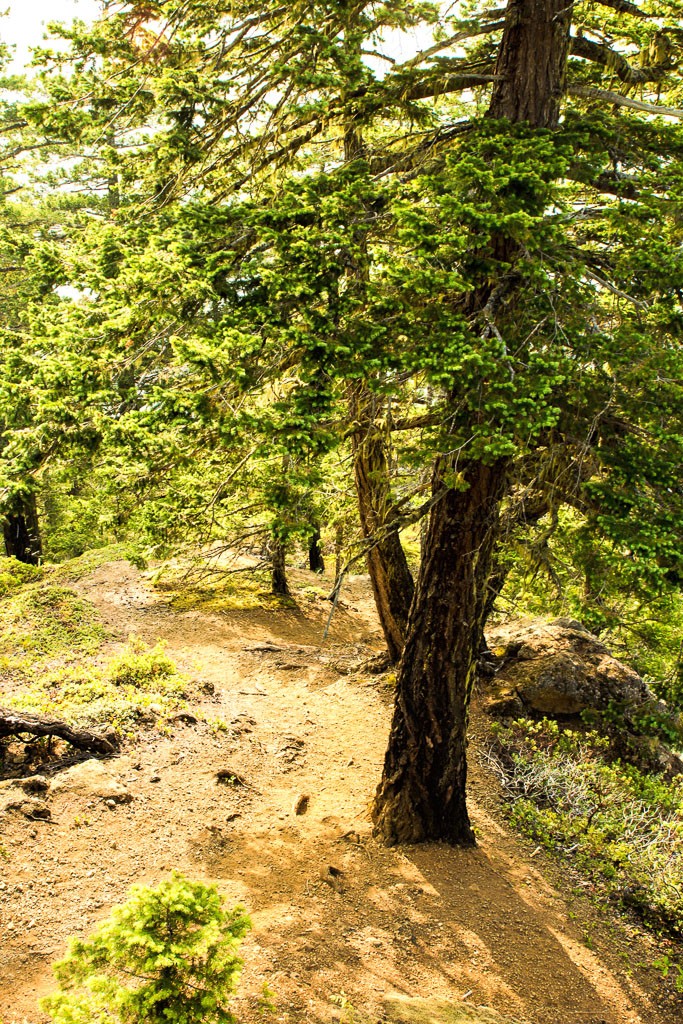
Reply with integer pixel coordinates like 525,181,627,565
41,871,251,1024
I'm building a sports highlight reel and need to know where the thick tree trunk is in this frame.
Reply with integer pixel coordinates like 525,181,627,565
3,494,42,565
308,526,325,574
352,415,414,664
270,537,290,596
373,459,509,845
344,90,415,664
489,0,573,127
373,0,572,845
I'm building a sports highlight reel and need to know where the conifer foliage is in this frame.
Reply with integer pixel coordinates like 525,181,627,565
41,872,251,1024
6,0,683,845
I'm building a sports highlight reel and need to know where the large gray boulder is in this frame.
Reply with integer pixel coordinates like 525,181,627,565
484,618,655,718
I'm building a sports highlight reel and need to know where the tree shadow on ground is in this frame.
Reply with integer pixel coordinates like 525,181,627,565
199,812,660,1024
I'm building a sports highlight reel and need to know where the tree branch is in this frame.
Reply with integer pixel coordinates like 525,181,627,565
590,0,649,16
570,35,670,85
569,83,683,119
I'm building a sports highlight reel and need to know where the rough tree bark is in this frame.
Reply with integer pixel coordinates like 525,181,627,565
344,102,414,663
3,493,43,566
0,706,119,755
373,459,509,844
489,0,573,127
352,408,415,664
270,537,290,596
373,0,573,845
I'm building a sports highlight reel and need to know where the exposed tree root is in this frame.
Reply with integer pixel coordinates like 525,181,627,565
0,707,119,756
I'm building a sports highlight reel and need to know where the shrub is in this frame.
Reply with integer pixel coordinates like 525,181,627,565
485,718,683,937
41,872,251,1024
9,638,188,735
0,556,42,596
107,636,177,687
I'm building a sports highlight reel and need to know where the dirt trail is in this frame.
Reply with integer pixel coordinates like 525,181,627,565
0,561,679,1023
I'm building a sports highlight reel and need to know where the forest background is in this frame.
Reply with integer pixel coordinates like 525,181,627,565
1,0,683,850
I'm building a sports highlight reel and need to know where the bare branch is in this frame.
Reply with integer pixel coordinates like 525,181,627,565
569,83,683,119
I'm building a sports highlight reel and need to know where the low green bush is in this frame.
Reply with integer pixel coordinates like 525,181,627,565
107,636,177,687
0,556,43,596
8,637,189,735
42,872,251,1024
487,718,683,937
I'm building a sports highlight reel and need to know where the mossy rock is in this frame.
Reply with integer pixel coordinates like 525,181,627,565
383,997,520,1024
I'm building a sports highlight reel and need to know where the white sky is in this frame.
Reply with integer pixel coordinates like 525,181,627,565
1,1,434,75
3,1,101,70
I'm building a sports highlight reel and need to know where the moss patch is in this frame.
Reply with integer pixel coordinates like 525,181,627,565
383,998,518,1024
153,565,296,612
7,637,191,736
47,543,134,583
0,557,43,597
0,583,106,664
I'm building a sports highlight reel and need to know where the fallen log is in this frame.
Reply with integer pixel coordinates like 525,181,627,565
0,707,119,756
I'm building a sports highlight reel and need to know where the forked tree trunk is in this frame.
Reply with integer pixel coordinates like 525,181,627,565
373,459,508,845
3,493,42,565
373,0,573,845
352,417,414,664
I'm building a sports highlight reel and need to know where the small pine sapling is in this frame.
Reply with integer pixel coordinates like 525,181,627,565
41,871,251,1024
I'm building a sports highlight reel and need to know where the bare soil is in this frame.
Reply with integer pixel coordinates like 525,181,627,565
0,559,681,1024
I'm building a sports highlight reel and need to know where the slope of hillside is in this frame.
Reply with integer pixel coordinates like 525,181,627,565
0,556,680,1024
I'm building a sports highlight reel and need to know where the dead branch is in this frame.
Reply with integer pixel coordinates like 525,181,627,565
0,707,119,756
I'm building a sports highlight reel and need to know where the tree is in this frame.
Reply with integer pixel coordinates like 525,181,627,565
42,872,251,1024
373,0,683,844
17,0,683,845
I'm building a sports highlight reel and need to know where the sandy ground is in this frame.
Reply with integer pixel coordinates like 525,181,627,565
0,560,681,1024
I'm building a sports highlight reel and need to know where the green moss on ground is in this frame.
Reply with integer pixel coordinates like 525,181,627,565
46,543,135,582
7,637,191,736
0,583,106,664
153,565,296,612
0,558,195,740
0,556,43,597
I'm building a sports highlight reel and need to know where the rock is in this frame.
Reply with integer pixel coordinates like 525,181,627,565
170,711,197,726
294,794,310,815
51,759,132,804
0,791,26,816
215,767,250,787
320,864,344,892
276,736,305,770
657,746,683,779
17,775,49,794
484,619,655,718
20,799,51,820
